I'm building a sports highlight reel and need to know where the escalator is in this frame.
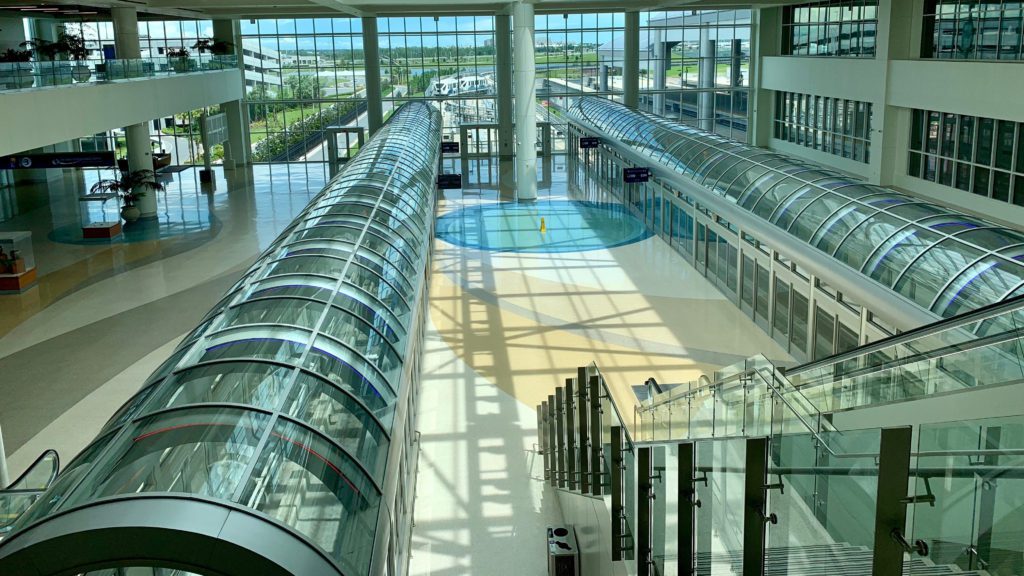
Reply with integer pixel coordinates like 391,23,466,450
0,450,59,542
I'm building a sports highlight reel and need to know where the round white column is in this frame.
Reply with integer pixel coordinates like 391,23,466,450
513,1,537,202
112,7,157,218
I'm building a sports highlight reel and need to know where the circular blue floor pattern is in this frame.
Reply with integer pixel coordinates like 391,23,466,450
437,199,650,253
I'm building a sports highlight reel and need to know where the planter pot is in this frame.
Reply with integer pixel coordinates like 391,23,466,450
121,205,141,223
171,59,193,73
72,63,92,82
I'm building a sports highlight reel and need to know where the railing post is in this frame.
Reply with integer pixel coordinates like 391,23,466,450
976,425,1001,570
556,387,566,488
566,377,577,491
872,426,913,576
638,446,652,576
548,394,557,488
589,374,602,496
577,367,590,494
743,437,768,576
612,425,624,561
539,401,549,481
680,442,695,576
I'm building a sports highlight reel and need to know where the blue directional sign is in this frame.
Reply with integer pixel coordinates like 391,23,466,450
623,167,651,183
441,142,460,153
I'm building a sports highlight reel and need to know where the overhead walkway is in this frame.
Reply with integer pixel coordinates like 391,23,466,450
0,58,243,157
537,294,1024,576
0,101,441,576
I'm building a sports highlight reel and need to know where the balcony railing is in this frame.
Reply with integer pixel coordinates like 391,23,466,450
0,55,238,93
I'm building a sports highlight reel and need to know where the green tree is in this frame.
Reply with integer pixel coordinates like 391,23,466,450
287,74,322,100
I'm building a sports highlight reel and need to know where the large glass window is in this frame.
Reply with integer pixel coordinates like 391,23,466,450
923,0,1024,60
380,16,497,143
241,18,369,162
782,0,878,57
908,109,1024,206
639,11,751,142
774,91,873,162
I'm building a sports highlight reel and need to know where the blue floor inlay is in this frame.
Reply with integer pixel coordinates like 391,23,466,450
437,199,649,253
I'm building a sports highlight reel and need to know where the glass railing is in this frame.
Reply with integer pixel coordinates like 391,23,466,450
635,354,831,446
786,294,1024,414
0,55,238,92
908,415,1024,576
540,360,1024,575
767,428,884,575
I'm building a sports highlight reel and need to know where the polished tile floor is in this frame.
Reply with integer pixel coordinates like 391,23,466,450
0,164,326,476
408,158,791,576
0,157,791,576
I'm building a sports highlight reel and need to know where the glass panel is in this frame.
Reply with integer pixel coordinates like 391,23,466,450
241,418,381,575
63,408,269,505
910,417,1024,576
695,438,746,576
767,429,882,574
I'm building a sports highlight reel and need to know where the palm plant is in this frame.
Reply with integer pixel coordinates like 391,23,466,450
90,169,165,207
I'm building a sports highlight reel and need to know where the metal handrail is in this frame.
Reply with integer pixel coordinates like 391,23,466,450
2,450,58,492
757,368,837,456
787,292,1024,378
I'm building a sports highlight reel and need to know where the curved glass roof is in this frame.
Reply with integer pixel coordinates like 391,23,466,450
567,97,1024,318
4,101,442,576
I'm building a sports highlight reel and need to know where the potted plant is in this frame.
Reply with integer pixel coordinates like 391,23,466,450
89,169,165,223
21,37,73,84
192,38,234,69
0,48,33,89
167,47,192,73
59,29,92,82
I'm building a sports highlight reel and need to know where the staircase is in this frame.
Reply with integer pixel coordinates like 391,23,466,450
538,332,1024,575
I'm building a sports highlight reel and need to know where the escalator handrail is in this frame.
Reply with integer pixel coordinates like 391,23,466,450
3,449,59,491
786,292,1024,378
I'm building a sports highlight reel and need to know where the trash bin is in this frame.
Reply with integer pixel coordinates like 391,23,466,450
547,525,579,576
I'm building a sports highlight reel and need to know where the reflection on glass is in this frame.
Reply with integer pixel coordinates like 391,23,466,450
241,419,380,575
64,408,268,505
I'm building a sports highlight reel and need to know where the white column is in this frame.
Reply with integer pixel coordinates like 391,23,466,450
513,2,537,201
652,29,667,116
496,14,513,160
111,7,141,59
213,19,249,168
698,24,715,132
113,8,156,217
0,422,8,488
749,7,781,147
623,11,640,108
362,17,384,136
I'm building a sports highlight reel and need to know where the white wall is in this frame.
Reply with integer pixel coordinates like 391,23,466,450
888,60,1024,124
0,70,243,157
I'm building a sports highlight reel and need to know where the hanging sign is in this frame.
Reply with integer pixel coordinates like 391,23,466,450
580,137,600,149
437,173,462,189
623,167,651,183
441,142,460,153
